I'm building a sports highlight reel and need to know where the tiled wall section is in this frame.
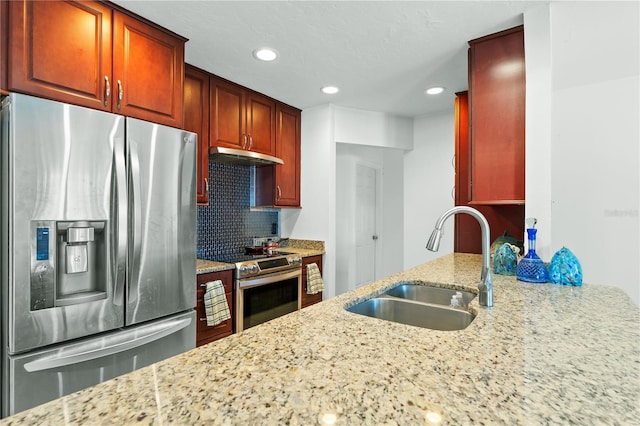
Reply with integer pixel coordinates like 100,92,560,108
197,161,278,260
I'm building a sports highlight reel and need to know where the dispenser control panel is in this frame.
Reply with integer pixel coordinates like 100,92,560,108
30,221,56,310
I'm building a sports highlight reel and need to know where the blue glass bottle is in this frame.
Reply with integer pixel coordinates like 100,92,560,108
516,228,548,283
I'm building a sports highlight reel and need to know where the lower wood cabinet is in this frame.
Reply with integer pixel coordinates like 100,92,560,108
195,269,233,347
301,255,323,308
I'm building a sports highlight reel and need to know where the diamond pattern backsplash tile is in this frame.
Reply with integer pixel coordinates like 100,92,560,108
197,161,278,260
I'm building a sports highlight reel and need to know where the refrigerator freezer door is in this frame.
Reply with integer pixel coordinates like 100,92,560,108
3,310,195,417
3,94,125,354
126,118,196,325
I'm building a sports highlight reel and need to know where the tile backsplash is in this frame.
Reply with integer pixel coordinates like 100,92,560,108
197,161,278,260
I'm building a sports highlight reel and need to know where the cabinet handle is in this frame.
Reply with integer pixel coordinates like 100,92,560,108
249,135,254,150
277,185,282,201
104,76,111,106
204,177,209,193
117,80,123,110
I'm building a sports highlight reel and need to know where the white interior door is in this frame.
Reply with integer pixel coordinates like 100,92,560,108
354,163,378,287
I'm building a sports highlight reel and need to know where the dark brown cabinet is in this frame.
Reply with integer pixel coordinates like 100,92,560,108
301,255,323,308
468,26,525,204
7,0,185,128
0,0,8,92
195,269,234,347
255,104,301,207
455,26,525,253
210,76,276,157
184,64,210,204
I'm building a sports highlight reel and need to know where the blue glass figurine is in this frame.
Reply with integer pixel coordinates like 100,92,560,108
548,247,583,286
493,243,518,276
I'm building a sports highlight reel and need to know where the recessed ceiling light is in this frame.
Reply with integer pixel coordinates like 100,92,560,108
426,86,445,95
321,86,339,94
253,48,278,62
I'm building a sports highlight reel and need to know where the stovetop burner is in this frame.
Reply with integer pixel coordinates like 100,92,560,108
208,248,302,279
209,252,281,264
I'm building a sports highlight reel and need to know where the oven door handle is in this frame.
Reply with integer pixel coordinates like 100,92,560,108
237,268,301,289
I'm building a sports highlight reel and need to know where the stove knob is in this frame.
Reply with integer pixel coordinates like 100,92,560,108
251,265,259,274
239,265,249,276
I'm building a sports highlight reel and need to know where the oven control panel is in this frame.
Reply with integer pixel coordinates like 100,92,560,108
236,255,302,279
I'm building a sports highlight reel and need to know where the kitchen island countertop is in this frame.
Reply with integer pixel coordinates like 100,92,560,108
4,253,639,425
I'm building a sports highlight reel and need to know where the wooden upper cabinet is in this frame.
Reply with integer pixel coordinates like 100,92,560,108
184,64,210,205
1,0,9,92
112,10,184,127
7,0,185,127
210,75,276,157
468,26,525,204
210,77,246,150
8,0,113,110
245,92,276,156
274,104,301,206
254,104,301,208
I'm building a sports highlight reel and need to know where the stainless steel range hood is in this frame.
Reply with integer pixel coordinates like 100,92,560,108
211,146,284,165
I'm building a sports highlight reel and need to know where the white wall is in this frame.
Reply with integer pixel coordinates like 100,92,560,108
283,105,410,297
335,144,405,295
280,104,337,297
404,110,455,269
525,1,640,304
333,106,413,150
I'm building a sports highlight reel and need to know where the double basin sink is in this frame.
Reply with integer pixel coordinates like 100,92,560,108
346,283,476,331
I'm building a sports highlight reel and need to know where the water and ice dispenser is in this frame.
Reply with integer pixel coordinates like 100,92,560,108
30,220,107,310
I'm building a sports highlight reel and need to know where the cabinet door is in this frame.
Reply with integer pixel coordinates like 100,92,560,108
301,255,323,308
469,26,525,203
210,77,246,150
112,10,184,128
184,65,210,205
274,104,301,206
8,0,112,110
246,92,276,156
195,270,234,347
1,0,8,92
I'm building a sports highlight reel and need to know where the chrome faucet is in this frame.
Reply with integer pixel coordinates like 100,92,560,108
426,206,493,307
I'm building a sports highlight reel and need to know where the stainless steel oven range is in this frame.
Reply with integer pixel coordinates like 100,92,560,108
232,252,302,332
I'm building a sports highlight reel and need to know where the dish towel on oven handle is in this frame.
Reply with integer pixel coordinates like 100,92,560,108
306,263,324,295
204,280,231,326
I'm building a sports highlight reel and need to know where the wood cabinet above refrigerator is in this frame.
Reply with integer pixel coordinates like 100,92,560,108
7,0,186,128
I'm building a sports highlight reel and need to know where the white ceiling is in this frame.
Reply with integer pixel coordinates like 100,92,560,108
114,1,543,118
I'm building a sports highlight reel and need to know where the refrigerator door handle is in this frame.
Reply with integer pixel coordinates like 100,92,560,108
23,316,193,372
113,131,127,306
128,141,143,303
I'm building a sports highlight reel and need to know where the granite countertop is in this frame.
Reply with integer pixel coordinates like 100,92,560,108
5,253,639,425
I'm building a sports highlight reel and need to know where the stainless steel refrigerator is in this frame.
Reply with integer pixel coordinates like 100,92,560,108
0,93,197,417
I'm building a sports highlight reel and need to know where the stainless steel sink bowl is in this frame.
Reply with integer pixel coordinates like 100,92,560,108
346,298,475,331
384,283,476,307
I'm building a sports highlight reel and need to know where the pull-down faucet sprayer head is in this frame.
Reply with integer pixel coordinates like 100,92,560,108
426,228,443,252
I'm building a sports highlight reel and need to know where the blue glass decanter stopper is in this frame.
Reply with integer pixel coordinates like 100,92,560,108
516,228,548,283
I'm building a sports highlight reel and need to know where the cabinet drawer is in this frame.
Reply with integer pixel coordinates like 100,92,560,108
197,271,233,293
